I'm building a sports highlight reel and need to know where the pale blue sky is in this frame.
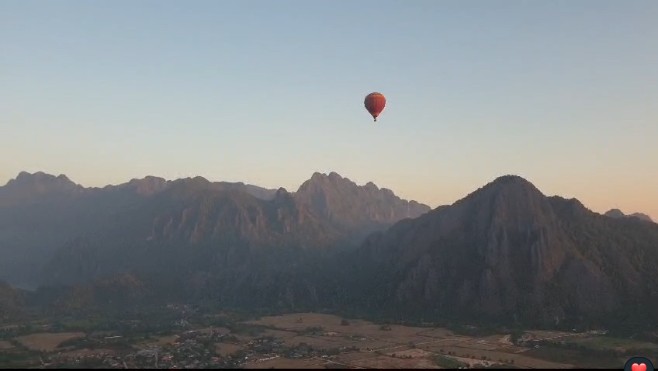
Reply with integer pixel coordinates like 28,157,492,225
2,0,657,219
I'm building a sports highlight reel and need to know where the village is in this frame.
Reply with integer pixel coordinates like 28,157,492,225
1,308,656,369
4,326,340,369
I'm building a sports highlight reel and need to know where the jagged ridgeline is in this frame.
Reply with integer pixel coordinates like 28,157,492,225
0,171,429,302
1,171,657,329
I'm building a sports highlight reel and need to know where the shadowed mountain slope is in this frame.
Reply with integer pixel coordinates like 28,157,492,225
345,175,658,328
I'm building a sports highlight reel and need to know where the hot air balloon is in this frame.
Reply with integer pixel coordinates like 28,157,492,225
364,92,386,122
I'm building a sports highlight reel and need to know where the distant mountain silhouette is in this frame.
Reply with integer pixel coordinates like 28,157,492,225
0,171,83,206
604,208,654,223
0,171,430,289
347,175,658,328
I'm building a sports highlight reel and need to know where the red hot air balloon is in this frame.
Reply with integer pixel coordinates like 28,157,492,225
364,92,386,122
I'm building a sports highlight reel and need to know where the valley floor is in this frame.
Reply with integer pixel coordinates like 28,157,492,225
1,310,655,369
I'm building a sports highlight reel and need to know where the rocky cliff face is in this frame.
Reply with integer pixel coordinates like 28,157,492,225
145,182,341,249
294,172,430,239
351,175,658,327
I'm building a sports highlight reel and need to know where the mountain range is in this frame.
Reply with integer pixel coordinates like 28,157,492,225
604,208,654,223
0,171,429,289
1,171,657,330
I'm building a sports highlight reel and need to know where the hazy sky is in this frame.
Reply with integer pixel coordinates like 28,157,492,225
2,0,657,220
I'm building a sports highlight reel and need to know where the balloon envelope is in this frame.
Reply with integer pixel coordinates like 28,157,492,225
364,92,386,122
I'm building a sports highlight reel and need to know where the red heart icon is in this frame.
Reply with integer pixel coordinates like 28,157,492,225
632,363,647,371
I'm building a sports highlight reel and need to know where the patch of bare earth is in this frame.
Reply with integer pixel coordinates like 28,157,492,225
281,335,343,349
15,332,85,352
155,335,178,346
262,329,297,339
349,354,439,369
215,342,243,356
244,357,326,369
